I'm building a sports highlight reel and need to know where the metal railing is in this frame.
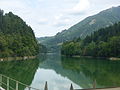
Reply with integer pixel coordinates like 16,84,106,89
0,74,40,90
0,74,97,90
0,74,76,90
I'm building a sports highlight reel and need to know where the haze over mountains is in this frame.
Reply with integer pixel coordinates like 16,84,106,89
38,6,120,48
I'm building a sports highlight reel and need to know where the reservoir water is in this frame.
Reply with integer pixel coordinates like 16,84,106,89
0,53,120,90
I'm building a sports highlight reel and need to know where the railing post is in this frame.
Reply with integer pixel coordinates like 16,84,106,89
7,77,9,90
70,83,74,90
28,87,31,90
0,74,2,86
16,81,19,90
44,81,48,90
93,79,96,89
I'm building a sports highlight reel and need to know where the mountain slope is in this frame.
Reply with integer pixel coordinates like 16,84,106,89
0,10,39,57
38,6,120,48
61,22,120,57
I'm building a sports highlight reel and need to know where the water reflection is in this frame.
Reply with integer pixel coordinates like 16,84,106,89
61,57,120,88
30,53,81,90
0,59,39,90
0,54,120,90
36,54,120,89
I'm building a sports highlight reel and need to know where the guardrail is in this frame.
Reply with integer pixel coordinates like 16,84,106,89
0,74,40,90
0,74,97,90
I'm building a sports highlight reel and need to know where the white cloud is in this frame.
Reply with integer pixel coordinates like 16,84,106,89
66,0,90,15
38,18,48,25
53,14,71,27
55,14,63,20
73,0,90,11
53,19,70,27
0,0,26,11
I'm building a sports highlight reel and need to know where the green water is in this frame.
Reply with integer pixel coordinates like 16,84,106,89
0,53,120,90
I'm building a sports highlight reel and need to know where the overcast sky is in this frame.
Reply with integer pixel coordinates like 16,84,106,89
0,0,120,37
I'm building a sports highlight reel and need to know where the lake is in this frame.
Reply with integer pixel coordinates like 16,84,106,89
0,53,120,90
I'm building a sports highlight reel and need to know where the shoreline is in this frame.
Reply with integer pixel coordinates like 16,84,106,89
109,57,120,60
0,56,37,62
62,55,120,60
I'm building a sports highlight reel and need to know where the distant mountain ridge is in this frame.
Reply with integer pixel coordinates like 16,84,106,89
38,6,120,48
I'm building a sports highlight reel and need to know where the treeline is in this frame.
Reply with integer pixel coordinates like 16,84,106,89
39,44,47,53
0,10,39,57
61,22,120,58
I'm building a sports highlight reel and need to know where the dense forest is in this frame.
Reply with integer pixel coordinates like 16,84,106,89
61,22,120,58
0,10,39,58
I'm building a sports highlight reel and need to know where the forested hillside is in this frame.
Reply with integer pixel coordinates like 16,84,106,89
61,22,120,58
38,6,120,49
0,10,39,57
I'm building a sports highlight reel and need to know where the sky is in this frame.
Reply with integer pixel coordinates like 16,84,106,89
0,0,120,37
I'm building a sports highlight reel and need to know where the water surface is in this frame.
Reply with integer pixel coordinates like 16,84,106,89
0,53,120,90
